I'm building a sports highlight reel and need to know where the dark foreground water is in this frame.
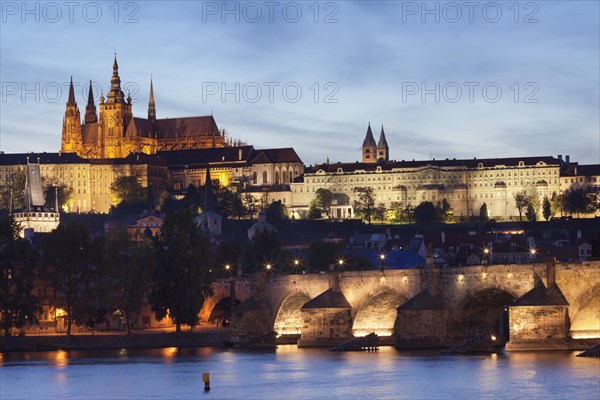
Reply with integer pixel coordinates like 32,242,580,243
1,346,599,400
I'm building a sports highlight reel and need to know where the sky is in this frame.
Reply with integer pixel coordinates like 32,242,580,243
0,1,599,166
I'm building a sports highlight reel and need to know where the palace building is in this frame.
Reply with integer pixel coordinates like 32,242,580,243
289,124,566,220
61,55,228,159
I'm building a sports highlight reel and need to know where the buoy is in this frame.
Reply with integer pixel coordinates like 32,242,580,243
202,372,210,391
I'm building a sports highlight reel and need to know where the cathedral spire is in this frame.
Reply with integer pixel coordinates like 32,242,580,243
107,53,125,104
67,76,76,106
362,122,377,163
148,78,156,123
377,125,389,161
85,80,97,124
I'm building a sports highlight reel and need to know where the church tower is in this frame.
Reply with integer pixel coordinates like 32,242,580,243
84,80,97,124
98,54,133,158
361,123,377,163
61,77,82,154
148,78,156,124
377,125,389,161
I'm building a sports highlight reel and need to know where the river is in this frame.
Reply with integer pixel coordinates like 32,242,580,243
1,346,598,400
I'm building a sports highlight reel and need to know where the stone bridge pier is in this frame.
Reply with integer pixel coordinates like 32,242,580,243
199,261,600,349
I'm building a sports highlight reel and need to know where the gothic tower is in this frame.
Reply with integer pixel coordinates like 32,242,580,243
377,125,389,161
148,78,156,124
362,122,377,163
98,54,133,158
61,77,82,153
84,80,97,124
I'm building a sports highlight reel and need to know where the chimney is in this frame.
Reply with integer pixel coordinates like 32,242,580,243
238,148,243,160
558,154,562,162
565,155,570,166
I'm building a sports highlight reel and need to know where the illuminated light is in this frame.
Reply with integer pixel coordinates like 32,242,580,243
379,275,386,284
402,276,408,283
55,308,67,318
338,259,344,267
571,331,600,339
482,272,488,280
265,264,272,271
379,254,385,260
458,274,465,282
119,348,128,358
55,350,68,368
507,273,513,279
353,328,393,337
293,259,300,267
224,264,230,271
491,335,497,341
162,347,178,361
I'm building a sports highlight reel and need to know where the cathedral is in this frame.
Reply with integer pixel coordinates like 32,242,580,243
61,55,228,159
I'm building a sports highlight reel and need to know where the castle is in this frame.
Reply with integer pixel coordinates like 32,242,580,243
61,55,228,159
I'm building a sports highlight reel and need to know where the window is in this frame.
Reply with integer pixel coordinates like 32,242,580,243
253,172,257,184
262,171,268,184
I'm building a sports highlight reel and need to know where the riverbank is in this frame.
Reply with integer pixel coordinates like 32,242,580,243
0,331,226,352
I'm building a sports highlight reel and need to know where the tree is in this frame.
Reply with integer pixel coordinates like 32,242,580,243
514,191,529,222
242,193,259,219
110,175,147,205
542,196,552,221
266,200,288,227
151,208,213,333
0,168,26,212
438,199,453,222
44,221,96,336
479,203,489,222
0,216,39,337
413,201,437,224
353,187,376,224
241,229,282,274
103,228,154,333
373,203,387,222
307,204,322,220
306,240,342,273
389,202,414,224
526,204,537,222
314,188,333,219
563,186,593,217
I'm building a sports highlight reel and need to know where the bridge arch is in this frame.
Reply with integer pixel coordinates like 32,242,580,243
352,288,408,337
208,296,241,325
570,284,600,339
273,291,312,337
453,288,516,343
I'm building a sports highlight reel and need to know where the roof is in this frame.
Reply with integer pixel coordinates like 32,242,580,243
157,146,254,166
513,280,569,306
307,156,561,174
82,124,99,144
249,148,303,164
302,288,351,309
155,115,220,139
0,152,88,165
362,124,376,147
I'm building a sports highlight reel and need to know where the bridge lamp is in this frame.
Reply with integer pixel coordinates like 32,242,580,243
491,335,497,341
338,259,344,268
293,259,300,267
265,263,272,272
530,248,537,261
379,253,386,273
225,264,231,272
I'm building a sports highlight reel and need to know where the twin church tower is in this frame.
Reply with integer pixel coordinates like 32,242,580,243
361,123,389,163
61,55,227,159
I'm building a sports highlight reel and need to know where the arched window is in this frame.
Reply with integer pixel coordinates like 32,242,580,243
253,171,257,184
282,170,287,184
262,171,268,184
275,172,280,185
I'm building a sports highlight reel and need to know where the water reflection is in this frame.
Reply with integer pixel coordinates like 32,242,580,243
1,348,598,400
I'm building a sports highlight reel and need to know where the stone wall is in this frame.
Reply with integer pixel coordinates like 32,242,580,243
509,305,569,343
395,309,451,348
298,309,352,347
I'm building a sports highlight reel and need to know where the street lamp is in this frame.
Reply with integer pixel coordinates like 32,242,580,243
530,248,537,262
379,253,386,273
483,247,490,265
265,263,273,273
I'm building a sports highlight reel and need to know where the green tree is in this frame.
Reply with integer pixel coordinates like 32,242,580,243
0,168,26,212
103,228,155,333
44,222,96,336
307,204,322,220
43,182,73,212
242,193,259,219
563,186,593,217
314,188,334,219
151,208,213,332
110,175,147,205
479,203,489,222
413,201,437,223
438,199,453,222
0,216,39,337
353,187,376,224
513,191,529,222
306,240,342,272
266,200,288,226
542,196,552,221
526,204,537,222
241,229,282,274
373,203,387,223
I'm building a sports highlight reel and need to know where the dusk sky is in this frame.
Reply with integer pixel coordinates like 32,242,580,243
1,1,598,166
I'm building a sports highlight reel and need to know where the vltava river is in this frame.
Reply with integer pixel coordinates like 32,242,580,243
1,346,599,399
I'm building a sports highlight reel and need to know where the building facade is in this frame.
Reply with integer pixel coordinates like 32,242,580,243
61,56,229,159
289,125,564,220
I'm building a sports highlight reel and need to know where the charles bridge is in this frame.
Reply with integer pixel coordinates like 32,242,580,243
200,261,600,349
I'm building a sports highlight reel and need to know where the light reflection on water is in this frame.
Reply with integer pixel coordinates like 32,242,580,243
1,346,599,400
